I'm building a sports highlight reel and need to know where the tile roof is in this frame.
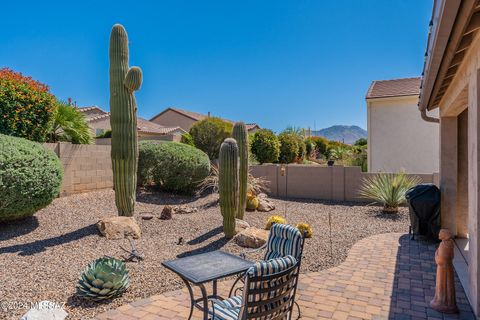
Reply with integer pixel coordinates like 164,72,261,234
366,77,421,99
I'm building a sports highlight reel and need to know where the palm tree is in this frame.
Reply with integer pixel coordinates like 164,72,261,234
49,101,93,144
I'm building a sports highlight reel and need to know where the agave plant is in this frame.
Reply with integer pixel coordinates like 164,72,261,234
197,165,269,196
77,257,130,301
358,172,421,213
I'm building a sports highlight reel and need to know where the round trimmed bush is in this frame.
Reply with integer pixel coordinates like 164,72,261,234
0,68,57,142
189,117,232,159
138,141,210,194
250,129,280,164
0,134,63,221
278,133,300,164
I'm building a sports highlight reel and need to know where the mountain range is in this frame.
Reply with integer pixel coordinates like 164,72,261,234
311,125,367,144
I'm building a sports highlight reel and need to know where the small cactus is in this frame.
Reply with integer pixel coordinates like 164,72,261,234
109,24,142,217
232,122,248,219
246,196,259,211
219,138,239,238
296,223,313,238
265,215,287,230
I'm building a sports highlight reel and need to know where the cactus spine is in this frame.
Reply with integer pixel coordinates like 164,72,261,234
232,122,248,220
219,138,239,238
109,24,142,217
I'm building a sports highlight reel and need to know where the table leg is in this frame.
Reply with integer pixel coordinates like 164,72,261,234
181,278,195,320
198,283,209,320
213,280,217,297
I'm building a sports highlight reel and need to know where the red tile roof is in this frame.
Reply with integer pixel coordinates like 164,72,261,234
366,77,421,99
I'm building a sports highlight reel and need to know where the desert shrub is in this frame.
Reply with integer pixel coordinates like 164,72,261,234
265,215,287,230
305,139,315,158
0,68,57,142
250,129,280,164
354,138,367,146
0,134,63,221
296,223,313,238
350,145,368,172
180,132,194,147
96,129,112,138
138,141,210,194
278,133,300,164
189,117,232,159
310,137,328,157
358,172,421,213
48,101,93,144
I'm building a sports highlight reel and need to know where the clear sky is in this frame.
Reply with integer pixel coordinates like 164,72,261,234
0,0,432,132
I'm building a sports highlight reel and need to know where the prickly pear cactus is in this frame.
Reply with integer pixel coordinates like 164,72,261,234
109,24,142,217
219,138,239,238
232,122,248,220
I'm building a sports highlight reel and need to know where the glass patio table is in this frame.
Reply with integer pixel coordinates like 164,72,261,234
162,250,254,320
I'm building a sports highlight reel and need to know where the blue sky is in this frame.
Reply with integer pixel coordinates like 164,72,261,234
0,1,432,132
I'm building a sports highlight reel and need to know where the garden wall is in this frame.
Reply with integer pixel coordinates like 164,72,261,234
43,142,113,196
250,164,439,202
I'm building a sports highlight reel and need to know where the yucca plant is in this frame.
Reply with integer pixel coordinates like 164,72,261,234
77,257,130,301
358,172,421,213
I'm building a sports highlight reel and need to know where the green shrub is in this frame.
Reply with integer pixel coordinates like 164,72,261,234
354,138,367,146
49,101,93,144
0,68,57,142
180,132,195,147
278,133,300,163
358,172,421,213
305,139,315,158
189,117,232,159
309,137,328,157
0,134,63,221
96,129,112,138
250,129,280,164
138,142,210,194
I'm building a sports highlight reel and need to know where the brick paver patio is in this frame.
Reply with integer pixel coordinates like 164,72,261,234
97,233,474,320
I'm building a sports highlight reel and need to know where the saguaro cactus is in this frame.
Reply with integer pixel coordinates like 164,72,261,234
109,24,142,217
219,138,239,238
232,122,248,220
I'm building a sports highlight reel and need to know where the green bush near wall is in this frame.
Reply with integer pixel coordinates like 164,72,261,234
250,129,280,164
138,141,210,194
0,134,63,221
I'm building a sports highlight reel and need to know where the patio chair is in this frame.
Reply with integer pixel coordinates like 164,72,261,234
209,255,300,320
229,223,305,318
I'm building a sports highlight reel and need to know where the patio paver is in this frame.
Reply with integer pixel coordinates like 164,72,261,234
96,233,475,320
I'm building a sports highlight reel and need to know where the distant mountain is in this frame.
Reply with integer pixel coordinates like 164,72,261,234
312,125,367,144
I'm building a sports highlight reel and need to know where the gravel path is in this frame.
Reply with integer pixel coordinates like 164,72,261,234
0,189,409,319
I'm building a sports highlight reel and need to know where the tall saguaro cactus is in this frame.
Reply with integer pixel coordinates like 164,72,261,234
219,138,239,238
109,24,142,217
232,122,248,220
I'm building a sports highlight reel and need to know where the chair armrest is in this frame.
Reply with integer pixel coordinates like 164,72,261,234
239,243,267,259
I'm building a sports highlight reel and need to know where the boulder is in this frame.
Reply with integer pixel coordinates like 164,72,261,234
235,219,250,234
97,216,141,240
160,205,174,220
140,212,154,220
257,193,275,212
234,227,269,248
21,301,68,320
175,205,198,214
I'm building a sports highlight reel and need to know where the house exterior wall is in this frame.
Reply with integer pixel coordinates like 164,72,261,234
151,109,197,132
89,118,111,136
367,95,439,173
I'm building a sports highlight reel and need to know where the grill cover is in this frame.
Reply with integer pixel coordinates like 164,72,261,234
405,184,441,240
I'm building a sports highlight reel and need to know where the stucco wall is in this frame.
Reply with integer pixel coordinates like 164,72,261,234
250,164,435,202
151,109,197,132
367,95,440,173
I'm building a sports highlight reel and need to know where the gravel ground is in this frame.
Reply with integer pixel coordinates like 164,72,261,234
0,189,409,319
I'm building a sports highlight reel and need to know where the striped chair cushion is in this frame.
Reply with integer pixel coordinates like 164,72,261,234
264,224,303,260
209,296,242,320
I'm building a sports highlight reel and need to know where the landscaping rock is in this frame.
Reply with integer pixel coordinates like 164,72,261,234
140,212,154,220
175,205,198,214
235,219,250,234
160,205,174,220
21,301,68,320
234,227,269,248
257,193,275,212
96,216,141,240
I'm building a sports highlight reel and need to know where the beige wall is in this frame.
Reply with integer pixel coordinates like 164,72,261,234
250,164,435,202
89,118,111,136
43,142,113,196
151,109,197,132
367,95,439,173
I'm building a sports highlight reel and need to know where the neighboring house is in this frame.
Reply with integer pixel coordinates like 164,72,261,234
149,107,260,133
366,77,439,173
419,0,480,315
78,106,186,140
